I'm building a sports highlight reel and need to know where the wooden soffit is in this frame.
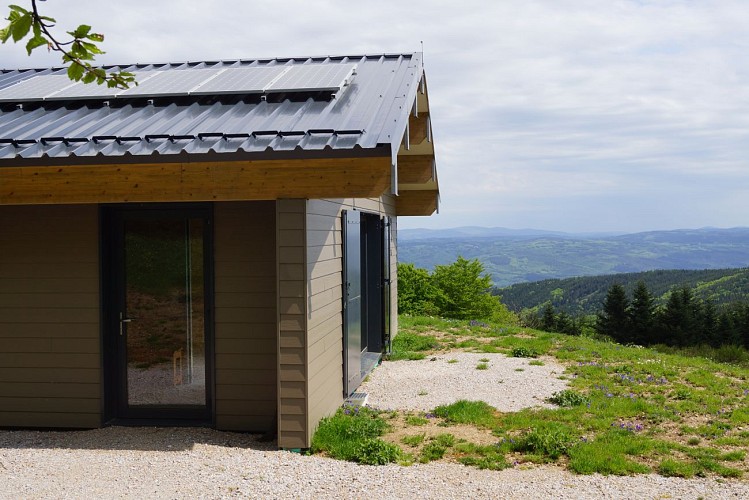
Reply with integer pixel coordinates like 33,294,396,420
0,156,391,205
396,189,439,216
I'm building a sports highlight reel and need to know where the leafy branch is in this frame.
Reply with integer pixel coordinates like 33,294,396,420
0,1,135,88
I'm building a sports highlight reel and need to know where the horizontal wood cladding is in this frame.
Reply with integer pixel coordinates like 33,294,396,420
214,201,277,433
0,204,100,428
396,189,438,216
304,196,398,444
277,199,308,449
0,157,391,205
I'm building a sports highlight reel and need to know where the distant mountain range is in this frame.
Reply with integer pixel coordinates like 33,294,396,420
398,226,749,287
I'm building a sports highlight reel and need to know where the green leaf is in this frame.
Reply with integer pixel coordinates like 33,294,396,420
86,32,104,42
0,26,10,44
25,34,47,55
82,72,96,84
71,24,91,38
10,12,33,42
67,62,85,81
8,4,29,14
80,41,103,54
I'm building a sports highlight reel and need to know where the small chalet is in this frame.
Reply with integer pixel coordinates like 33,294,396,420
0,53,439,448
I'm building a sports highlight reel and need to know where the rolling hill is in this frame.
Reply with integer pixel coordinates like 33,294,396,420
398,227,749,287
496,268,749,315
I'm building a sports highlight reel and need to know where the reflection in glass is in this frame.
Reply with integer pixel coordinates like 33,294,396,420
124,218,205,407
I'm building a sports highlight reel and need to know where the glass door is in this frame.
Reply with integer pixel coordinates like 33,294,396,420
106,207,212,421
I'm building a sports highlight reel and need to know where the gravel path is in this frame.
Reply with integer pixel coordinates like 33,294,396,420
1,352,747,498
358,352,569,411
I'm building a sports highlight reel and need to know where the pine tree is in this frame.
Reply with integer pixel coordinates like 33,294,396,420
596,283,630,342
659,286,699,346
540,303,557,332
628,281,655,346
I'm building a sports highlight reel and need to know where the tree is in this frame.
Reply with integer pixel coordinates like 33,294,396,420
628,281,655,345
396,263,441,316
658,286,700,346
1,1,134,87
540,303,556,332
431,256,500,320
596,283,630,342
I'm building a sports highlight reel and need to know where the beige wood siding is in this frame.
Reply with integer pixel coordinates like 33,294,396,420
0,205,100,428
305,196,397,445
214,201,277,432
276,199,308,448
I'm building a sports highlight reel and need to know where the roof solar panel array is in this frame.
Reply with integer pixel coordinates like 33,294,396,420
119,69,220,97
266,64,356,92
0,74,76,101
191,67,289,95
0,64,357,103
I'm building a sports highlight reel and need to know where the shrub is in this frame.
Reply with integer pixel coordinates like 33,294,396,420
311,405,396,464
397,257,517,322
548,390,590,407
511,346,538,358
515,425,576,460
356,438,402,465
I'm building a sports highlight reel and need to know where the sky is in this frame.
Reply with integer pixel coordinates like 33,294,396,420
2,0,748,233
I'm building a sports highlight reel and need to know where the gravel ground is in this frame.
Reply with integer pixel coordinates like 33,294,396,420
358,352,569,411
1,352,748,499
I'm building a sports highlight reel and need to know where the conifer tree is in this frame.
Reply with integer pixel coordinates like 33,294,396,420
596,283,630,342
628,281,655,345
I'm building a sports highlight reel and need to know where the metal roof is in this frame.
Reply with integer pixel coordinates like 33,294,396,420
0,54,423,163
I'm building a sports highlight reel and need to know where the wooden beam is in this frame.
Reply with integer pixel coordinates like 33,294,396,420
0,157,391,205
397,155,433,184
408,113,429,145
396,190,438,216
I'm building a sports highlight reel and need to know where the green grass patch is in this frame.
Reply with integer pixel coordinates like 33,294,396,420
476,362,489,370
311,405,401,465
401,433,426,447
658,459,697,478
405,415,429,426
389,331,440,360
372,315,749,477
433,400,497,427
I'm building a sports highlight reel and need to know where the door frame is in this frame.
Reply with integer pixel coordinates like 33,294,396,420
100,203,215,425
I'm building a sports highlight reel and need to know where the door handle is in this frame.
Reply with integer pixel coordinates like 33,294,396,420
119,312,135,336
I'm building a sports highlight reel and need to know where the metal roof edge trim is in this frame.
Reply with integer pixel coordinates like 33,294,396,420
386,53,425,195
0,52,420,73
0,144,391,168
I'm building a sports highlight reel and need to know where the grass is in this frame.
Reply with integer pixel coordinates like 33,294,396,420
311,314,749,479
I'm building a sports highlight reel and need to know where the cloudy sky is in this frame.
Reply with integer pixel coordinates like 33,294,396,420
2,0,748,233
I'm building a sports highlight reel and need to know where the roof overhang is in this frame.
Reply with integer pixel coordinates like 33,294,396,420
394,74,440,216
0,155,391,205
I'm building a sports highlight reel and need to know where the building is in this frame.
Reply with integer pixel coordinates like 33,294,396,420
0,53,439,448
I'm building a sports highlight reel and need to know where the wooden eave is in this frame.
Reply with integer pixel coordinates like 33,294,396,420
0,156,391,205
394,75,440,216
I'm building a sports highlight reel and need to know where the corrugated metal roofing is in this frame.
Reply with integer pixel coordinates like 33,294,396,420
0,54,422,162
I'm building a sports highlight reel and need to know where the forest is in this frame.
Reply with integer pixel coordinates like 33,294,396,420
528,280,749,353
496,268,749,316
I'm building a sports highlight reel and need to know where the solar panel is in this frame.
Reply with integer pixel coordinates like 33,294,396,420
47,71,153,100
119,69,221,97
0,74,77,102
265,64,356,93
191,66,290,95
0,63,358,102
